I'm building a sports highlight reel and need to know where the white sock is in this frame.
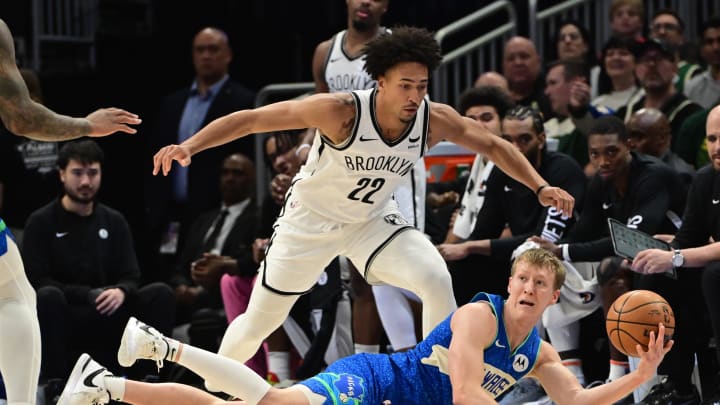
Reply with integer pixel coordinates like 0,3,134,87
103,376,126,401
267,351,291,381
561,358,585,386
608,360,630,381
163,337,182,363
354,343,380,354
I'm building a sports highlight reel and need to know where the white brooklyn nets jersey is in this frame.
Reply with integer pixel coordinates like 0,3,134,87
324,29,388,92
291,88,429,224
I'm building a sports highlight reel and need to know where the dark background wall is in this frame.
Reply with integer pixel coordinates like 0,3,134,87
0,0,526,269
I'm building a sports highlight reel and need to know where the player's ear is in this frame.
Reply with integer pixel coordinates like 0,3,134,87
550,289,560,304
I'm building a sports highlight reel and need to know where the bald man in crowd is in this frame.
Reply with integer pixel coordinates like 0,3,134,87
502,36,553,119
626,108,695,185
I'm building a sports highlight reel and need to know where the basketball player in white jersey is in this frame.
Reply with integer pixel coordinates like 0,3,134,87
152,26,575,393
309,0,424,355
0,18,140,405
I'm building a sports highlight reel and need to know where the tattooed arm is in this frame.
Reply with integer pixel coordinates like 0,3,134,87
0,19,140,141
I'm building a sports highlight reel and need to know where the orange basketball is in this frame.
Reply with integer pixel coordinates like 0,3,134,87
605,290,675,357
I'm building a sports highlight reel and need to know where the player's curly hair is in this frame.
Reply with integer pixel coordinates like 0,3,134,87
363,25,442,80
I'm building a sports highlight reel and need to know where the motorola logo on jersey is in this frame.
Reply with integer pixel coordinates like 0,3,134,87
512,354,530,372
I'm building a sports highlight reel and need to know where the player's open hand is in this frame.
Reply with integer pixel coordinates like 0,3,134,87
537,185,574,218
153,144,193,176
635,323,674,380
86,107,141,136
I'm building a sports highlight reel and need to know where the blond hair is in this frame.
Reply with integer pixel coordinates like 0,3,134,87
511,248,566,290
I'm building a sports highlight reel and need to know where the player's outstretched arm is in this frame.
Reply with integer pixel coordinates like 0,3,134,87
0,20,140,141
537,324,672,405
153,92,347,176
429,103,574,217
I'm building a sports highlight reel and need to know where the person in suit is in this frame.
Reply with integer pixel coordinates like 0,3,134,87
143,27,256,282
170,153,258,355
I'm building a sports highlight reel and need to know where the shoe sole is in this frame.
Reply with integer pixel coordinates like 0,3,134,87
117,316,140,367
57,353,91,405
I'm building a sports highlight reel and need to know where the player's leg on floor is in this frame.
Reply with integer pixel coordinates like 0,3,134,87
0,235,41,405
366,230,456,337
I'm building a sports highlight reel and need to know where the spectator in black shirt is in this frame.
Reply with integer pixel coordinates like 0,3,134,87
529,116,689,397
438,105,586,301
22,140,175,382
630,104,720,403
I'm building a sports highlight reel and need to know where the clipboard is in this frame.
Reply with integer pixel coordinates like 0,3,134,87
607,218,677,279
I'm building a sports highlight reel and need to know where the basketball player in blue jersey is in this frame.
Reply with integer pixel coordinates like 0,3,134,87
57,248,672,405
150,25,575,392
0,19,140,405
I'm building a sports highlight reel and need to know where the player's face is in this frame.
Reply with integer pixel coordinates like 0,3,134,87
557,24,587,61
347,0,387,32
501,116,545,167
507,261,560,318
60,160,101,204
588,133,631,181
465,105,502,136
377,62,428,124
603,47,635,80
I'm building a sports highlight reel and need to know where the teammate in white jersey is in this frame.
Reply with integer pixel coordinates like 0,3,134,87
310,0,424,355
0,18,140,405
153,26,575,394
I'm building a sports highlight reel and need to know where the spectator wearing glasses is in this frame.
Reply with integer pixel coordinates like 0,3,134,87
616,38,703,166
649,9,703,94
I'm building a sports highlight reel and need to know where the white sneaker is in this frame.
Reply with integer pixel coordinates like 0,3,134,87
57,353,111,405
118,316,168,369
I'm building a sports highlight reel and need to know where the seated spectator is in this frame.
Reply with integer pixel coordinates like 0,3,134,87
548,19,602,99
544,59,611,171
629,104,720,404
473,71,509,93
22,140,175,383
685,17,720,109
625,108,695,186
608,0,645,42
593,36,642,112
649,9,703,94
529,116,691,402
436,85,514,304
170,153,258,354
439,105,586,301
502,36,554,119
617,38,704,165
676,107,714,169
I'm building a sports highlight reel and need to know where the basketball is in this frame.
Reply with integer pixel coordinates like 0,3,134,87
605,290,675,357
